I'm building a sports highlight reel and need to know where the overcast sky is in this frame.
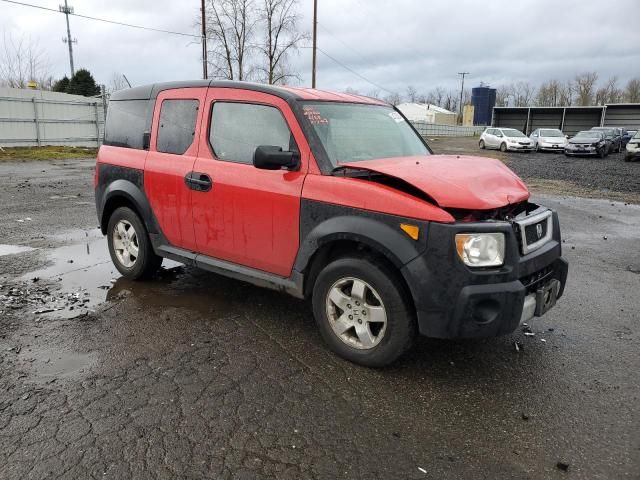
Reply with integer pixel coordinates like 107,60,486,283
2,0,639,95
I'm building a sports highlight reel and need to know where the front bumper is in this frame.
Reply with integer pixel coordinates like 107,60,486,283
507,144,534,151
539,143,566,151
565,146,599,156
401,210,568,339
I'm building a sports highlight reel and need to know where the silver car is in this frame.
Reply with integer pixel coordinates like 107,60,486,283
479,128,534,152
529,128,568,152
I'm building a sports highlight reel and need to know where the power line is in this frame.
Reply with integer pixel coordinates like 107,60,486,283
1,0,203,39
317,48,394,95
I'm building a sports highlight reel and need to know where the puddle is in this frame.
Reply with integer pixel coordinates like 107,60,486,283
19,347,94,380
0,244,36,256
18,228,180,319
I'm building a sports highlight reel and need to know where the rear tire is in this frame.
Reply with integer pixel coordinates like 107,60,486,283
500,143,507,152
311,256,416,367
107,206,162,280
479,140,485,149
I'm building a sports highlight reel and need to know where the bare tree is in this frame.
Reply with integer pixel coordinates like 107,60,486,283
573,72,598,106
366,89,382,100
258,0,307,84
405,85,418,103
343,86,360,95
205,0,257,80
559,80,573,106
625,78,640,103
495,85,511,107
384,92,402,106
108,72,129,93
425,87,445,106
0,32,51,89
536,79,561,106
510,81,536,107
442,90,458,112
604,76,622,103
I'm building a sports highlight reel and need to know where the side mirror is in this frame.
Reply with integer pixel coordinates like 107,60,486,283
142,131,150,150
253,145,299,171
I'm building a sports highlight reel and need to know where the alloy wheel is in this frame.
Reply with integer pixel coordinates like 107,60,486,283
325,277,387,350
112,220,139,268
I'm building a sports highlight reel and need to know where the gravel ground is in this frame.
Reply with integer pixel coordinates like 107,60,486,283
0,157,638,479
430,137,640,201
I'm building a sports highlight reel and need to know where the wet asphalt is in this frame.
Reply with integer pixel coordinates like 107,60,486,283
0,157,638,479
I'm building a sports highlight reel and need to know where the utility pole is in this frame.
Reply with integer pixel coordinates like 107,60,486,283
457,72,469,124
59,0,76,76
311,0,317,88
201,0,208,79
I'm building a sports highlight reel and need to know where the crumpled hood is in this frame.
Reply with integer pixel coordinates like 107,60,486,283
341,155,530,210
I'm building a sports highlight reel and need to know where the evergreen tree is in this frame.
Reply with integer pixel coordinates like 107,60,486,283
67,69,101,97
52,76,70,93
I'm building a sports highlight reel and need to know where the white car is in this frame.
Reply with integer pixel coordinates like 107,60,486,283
479,128,534,152
529,128,568,152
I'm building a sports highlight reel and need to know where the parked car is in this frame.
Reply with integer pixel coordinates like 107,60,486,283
620,128,635,146
565,130,609,158
625,130,640,162
590,127,622,153
479,128,534,152
96,80,568,367
529,128,568,152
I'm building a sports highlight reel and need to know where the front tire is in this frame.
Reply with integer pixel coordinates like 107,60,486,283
598,147,606,159
107,207,162,279
311,256,416,367
479,140,485,149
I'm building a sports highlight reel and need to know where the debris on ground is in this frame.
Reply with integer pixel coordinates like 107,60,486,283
556,461,570,472
418,467,427,474
0,281,97,319
521,413,529,421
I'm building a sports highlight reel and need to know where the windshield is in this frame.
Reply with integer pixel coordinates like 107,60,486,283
300,102,429,166
632,130,640,138
501,129,526,138
540,129,563,137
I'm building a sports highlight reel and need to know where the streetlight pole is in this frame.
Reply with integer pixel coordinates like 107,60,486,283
458,72,469,124
312,0,317,88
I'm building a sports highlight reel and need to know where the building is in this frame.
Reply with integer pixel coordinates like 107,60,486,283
471,86,496,126
396,103,457,125
492,104,640,136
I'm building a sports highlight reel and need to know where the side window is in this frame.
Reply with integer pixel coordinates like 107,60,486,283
104,99,152,149
156,99,199,155
210,102,293,164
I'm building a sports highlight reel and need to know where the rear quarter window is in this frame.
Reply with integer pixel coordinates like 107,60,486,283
156,99,200,155
104,99,152,149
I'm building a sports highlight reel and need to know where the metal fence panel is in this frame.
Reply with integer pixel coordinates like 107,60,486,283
412,121,485,137
0,87,106,147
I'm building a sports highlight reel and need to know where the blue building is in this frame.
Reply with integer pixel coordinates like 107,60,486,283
471,86,497,126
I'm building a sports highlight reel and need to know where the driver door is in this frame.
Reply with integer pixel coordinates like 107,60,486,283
190,88,311,276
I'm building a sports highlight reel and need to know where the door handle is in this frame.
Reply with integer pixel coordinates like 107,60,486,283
185,172,212,192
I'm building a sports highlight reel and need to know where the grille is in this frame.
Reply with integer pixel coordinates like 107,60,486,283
525,219,549,245
520,265,555,294
513,209,553,255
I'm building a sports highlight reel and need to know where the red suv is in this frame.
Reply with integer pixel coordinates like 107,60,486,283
95,81,568,366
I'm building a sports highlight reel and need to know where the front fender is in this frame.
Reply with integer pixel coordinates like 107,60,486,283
293,199,429,273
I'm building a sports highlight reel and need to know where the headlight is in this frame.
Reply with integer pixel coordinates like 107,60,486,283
455,233,505,267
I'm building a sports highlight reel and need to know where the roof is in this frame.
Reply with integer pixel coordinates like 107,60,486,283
397,102,456,115
110,80,386,105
